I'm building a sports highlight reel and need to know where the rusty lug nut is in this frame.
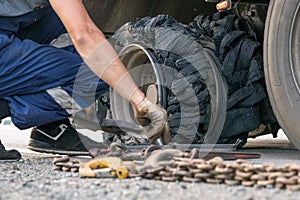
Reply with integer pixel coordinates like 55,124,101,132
207,157,224,166
283,171,297,178
234,176,245,181
54,162,68,167
194,172,211,179
197,163,214,171
175,161,193,168
226,163,243,171
52,166,62,171
173,170,192,177
158,170,172,177
182,176,202,183
241,181,256,187
241,164,256,173
276,177,297,185
286,185,300,191
162,176,179,182
71,159,82,164
206,178,223,184
144,173,155,179
275,183,285,189
62,166,71,172
214,174,234,180
236,159,250,165
256,180,275,187
224,180,240,186
235,170,253,179
250,174,268,181
189,168,203,174
268,172,284,180
165,166,177,172
284,163,300,171
53,156,70,164
191,159,206,165
215,166,234,174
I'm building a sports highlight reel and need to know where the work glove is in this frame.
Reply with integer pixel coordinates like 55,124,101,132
133,98,170,144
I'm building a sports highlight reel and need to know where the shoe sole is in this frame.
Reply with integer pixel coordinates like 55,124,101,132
27,145,90,156
0,158,21,162
27,139,90,156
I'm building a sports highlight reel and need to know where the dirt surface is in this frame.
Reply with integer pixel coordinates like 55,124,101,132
1,152,300,200
1,123,300,200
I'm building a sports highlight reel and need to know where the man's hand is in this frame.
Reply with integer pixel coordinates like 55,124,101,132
133,98,170,144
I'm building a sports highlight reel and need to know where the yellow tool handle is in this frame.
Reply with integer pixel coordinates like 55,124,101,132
110,167,128,179
91,168,128,179
79,157,130,179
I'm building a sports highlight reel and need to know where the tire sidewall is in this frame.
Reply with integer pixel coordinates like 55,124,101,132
264,0,300,148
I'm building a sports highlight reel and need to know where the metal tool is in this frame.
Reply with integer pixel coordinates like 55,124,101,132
100,119,145,136
79,156,134,179
89,142,260,161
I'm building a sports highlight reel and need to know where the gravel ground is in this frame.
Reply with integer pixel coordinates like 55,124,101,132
1,123,300,199
1,153,300,200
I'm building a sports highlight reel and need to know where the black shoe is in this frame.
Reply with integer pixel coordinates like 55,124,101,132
0,140,21,161
27,119,108,155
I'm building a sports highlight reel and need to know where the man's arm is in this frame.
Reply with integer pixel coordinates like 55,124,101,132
49,0,170,144
49,0,145,105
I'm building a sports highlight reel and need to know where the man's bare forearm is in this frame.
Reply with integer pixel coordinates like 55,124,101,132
49,0,145,105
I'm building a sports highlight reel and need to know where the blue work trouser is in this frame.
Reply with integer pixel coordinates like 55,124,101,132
0,6,109,129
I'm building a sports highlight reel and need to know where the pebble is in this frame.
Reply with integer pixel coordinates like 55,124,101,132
56,194,65,200
253,184,262,190
236,185,246,192
266,184,274,189
139,186,150,191
122,190,133,196
270,188,281,194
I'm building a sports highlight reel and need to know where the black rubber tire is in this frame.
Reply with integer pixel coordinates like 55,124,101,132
264,0,300,149
111,26,227,144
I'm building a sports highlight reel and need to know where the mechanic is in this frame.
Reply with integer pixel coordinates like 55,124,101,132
0,0,169,160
